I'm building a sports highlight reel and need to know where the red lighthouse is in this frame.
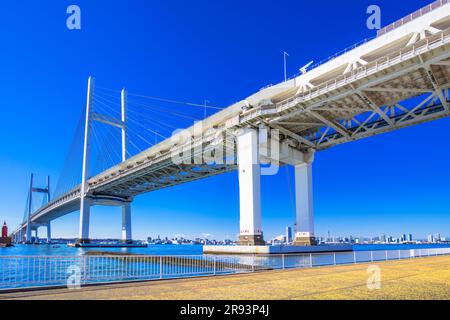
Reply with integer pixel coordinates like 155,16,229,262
2,221,7,238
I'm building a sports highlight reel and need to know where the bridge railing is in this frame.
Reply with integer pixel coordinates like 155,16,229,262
377,0,449,37
1,247,449,291
265,27,450,123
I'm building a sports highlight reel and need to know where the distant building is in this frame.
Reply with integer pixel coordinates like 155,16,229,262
407,234,413,242
285,227,292,244
427,234,434,243
273,235,286,244
380,234,386,243
1,222,7,238
0,221,11,247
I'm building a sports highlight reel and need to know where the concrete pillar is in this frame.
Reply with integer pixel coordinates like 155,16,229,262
78,77,94,245
121,89,128,163
78,198,91,243
26,173,33,244
26,226,32,244
237,129,265,245
294,162,316,246
121,203,132,243
47,222,51,243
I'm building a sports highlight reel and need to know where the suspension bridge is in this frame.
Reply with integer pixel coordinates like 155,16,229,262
11,0,450,247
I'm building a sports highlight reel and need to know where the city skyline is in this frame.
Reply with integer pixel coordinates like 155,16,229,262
1,0,449,241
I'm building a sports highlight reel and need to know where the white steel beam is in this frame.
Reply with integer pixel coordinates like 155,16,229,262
308,111,350,138
269,123,315,148
363,87,433,93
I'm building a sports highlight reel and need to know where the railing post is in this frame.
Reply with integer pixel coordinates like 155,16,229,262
371,251,374,262
213,256,216,275
385,250,388,260
333,252,336,265
309,253,313,267
159,256,163,279
83,256,88,285
353,251,356,264
282,254,285,270
398,250,401,260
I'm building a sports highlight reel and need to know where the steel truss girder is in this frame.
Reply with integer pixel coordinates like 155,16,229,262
262,40,450,149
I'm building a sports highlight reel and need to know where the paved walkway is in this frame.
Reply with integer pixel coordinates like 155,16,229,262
1,255,449,300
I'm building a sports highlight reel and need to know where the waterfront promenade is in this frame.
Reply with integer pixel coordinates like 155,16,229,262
1,255,449,300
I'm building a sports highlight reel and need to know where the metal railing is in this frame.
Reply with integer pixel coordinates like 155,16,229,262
1,248,449,291
377,0,449,37
282,0,449,82
275,28,450,116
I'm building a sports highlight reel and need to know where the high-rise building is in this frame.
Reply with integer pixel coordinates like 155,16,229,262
407,234,413,242
427,234,434,243
380,234,386,243
285,227,292,244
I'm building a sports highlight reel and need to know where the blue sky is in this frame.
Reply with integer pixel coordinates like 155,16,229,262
0,0,448,241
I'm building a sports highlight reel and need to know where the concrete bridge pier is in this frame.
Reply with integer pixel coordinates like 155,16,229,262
25,226,32,244
46,222,51,243
121,203,132,243
271,141,317,246
78,198,91,244
293,158,316,246
237,129,265,245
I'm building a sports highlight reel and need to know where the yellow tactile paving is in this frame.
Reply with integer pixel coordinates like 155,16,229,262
1,255,449,300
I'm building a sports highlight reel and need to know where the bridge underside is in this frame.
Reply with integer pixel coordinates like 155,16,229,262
241,34,450,153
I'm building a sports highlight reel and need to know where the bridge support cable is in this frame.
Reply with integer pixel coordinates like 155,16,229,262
53,107,86,198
